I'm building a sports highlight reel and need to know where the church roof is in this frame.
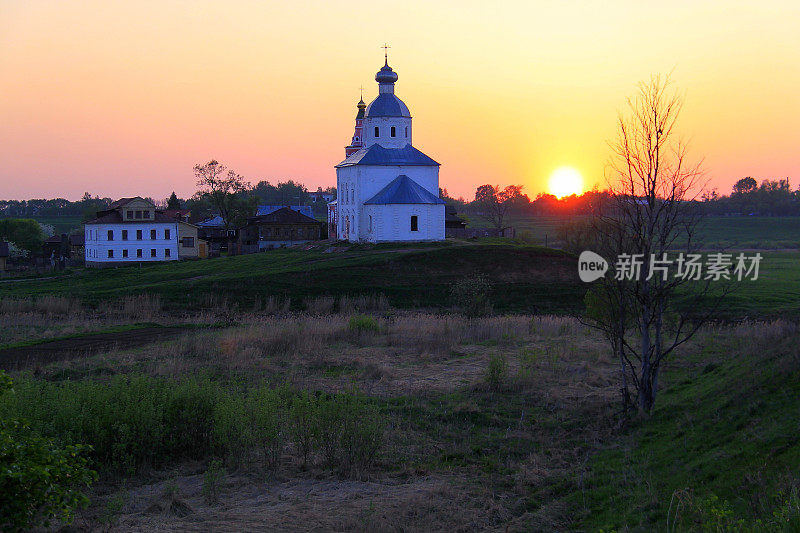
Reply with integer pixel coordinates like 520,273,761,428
365,93,410,118
336,143,439,168
364,175,445,205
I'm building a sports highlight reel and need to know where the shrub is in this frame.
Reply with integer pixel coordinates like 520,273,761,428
0,371,96,532
450,275,493,317
290,391,318,468
348,314,380,334
202,460,226,504
485,353,508,390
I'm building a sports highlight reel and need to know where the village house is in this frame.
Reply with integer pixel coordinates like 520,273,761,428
239,207,323,252
84,197,201,267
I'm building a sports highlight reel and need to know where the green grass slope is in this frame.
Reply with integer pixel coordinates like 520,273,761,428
0,242,586,314
579,323,800,531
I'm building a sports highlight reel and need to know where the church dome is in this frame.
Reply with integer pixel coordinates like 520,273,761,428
365,94,411,117
375,63,398,84
366,60,411,118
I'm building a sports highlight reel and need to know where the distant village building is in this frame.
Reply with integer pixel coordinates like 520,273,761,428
239,207,323,252
330,55,445,242
195,215,236,256
309,189,335,203
84,197,202,266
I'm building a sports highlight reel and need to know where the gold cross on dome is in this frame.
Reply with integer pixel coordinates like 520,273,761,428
382,43,390,63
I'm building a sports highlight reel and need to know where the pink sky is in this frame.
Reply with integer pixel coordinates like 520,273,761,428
1,1,798,201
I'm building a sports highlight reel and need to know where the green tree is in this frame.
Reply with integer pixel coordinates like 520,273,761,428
194,160,254,229
0,219,45,255
166,191,181,210
0,372,96,531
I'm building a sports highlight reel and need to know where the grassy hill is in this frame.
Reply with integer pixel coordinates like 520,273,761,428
0,241,586,314
578,322,800,530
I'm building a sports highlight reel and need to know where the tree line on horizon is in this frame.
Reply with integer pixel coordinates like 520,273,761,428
0,165,797,238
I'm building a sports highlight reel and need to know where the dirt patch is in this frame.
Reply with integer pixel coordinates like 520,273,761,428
98,473,512,532
0,327,188,370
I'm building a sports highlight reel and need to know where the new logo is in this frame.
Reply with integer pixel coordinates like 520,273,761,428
578,251,608,282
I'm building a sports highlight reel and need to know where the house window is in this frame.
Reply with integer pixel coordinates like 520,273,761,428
410,215,418,232
108,249,114,258
122,230,128,240
122,249,128,258
137,249,143,258
127,211,133,219
150,249,157,257
374,126,379,137
135,211,142,219
136,229,142,240
391,126,396,137
164,229,170,240
107,230,114,240
150,229,156,239
165,248,171,257
182,237,194,247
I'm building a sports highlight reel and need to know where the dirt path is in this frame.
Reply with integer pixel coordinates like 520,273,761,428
0,327,187,370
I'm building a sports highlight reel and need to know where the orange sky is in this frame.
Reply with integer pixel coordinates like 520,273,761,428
1,1,798,201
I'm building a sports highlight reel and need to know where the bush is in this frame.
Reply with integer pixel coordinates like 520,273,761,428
0,371,96,532
348,314,380,334
0,376,386,479
450,275,493,317
485,353,508,390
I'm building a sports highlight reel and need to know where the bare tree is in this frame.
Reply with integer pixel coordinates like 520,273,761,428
194,160,251,229
474,184,525,232
585,75,726,414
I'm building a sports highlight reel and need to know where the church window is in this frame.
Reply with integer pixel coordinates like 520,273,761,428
369,215,373,232
391,126,396,137
410,216,418,232
405,127,408,137
374,126,379,137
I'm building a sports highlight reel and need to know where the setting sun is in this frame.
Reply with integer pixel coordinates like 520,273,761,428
548,167,584,198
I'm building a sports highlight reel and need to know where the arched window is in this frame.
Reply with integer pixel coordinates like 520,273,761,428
374,126,379,137
405,126,408,137
391,126,396,137
410,215,418,232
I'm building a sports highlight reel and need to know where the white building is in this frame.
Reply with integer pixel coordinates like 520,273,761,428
332,56,445,242
84,197,180,267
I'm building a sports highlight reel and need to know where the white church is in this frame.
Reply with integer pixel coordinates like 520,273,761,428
330,55,445,242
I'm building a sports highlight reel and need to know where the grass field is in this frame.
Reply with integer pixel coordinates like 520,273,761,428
2,240,798,319
31,215,84,235
0,241,586,315
1,304,797,530
465,214,800,249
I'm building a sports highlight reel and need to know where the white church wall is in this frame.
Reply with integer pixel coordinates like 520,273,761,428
362,117,412,149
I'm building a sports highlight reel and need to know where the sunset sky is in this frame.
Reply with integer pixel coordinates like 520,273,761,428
1,1,798,201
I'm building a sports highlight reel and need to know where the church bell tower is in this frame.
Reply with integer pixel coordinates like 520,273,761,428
345,95,366,157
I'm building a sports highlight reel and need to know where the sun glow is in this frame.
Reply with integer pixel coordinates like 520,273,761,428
548,167,584,198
